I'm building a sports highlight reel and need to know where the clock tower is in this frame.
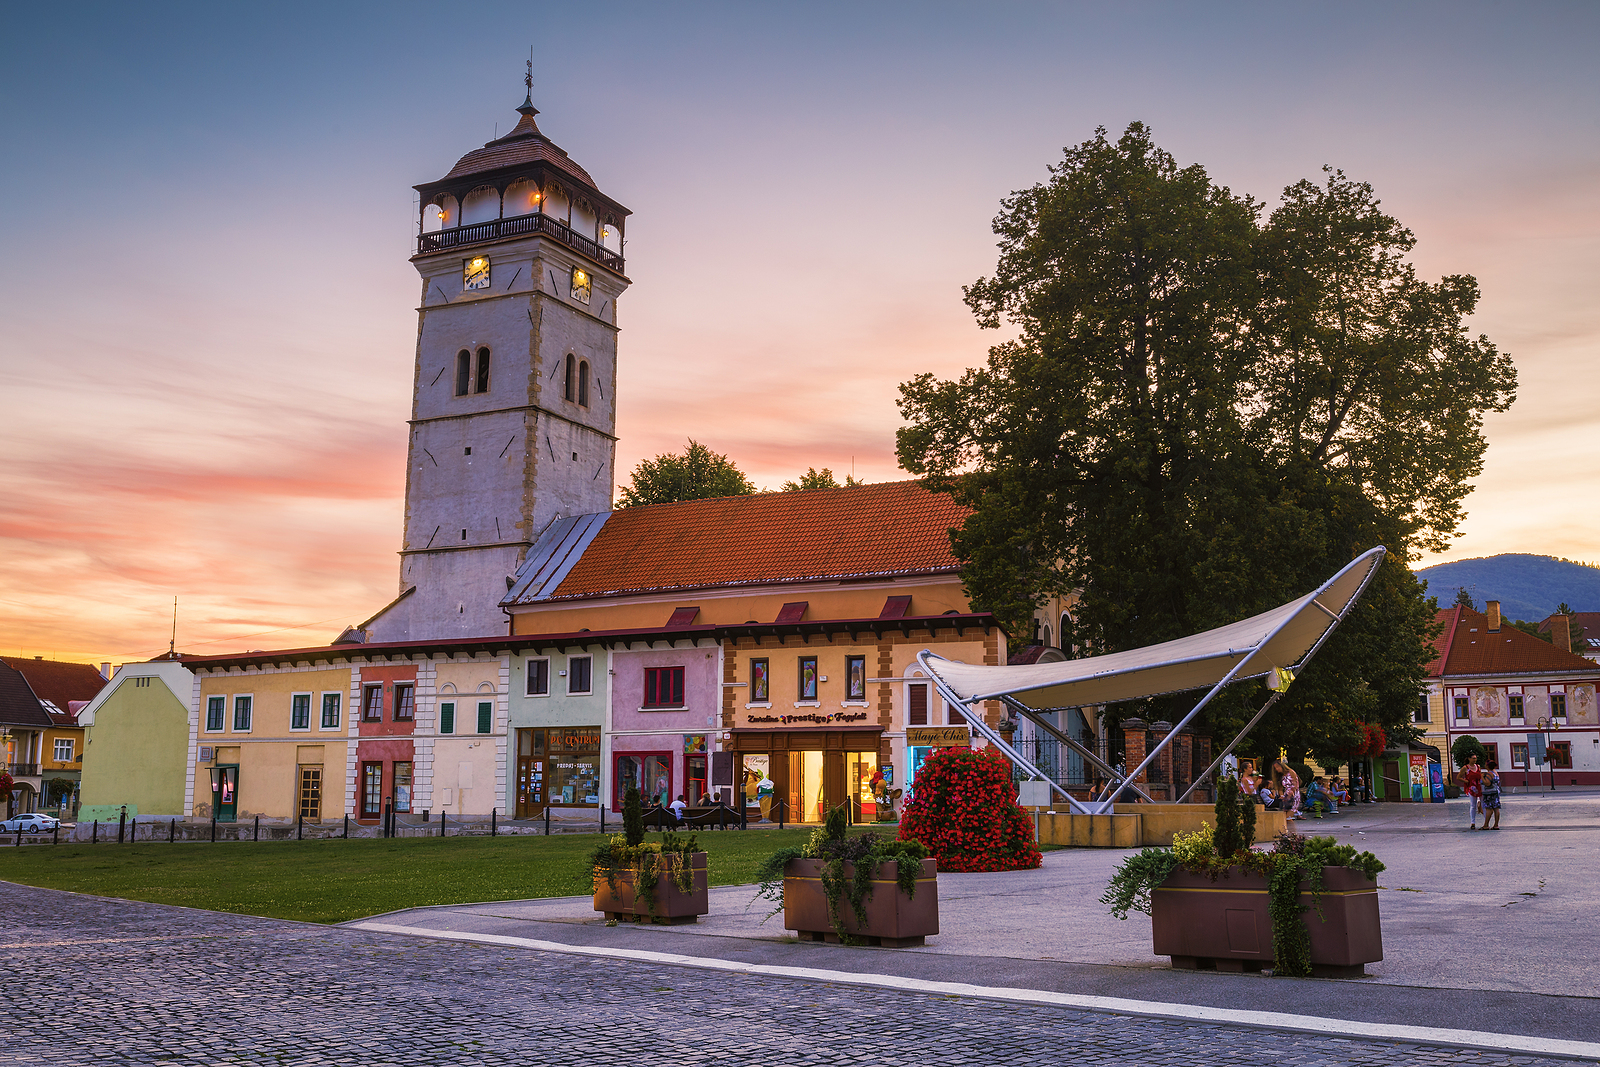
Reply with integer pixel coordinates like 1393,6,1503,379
365,80,631,641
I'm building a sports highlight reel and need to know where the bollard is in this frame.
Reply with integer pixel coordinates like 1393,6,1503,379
599,803,605,835
491,809,497,837
297,815,303,841
383,799,392,839
211,814,217,843
92,819,98,844
719,803,726,832
440,812,446,838
118,810,126,844
545,806,550,836
778,798,785,830
253,815,260,842
130,817,135,841
14,825,19,848
343,814,349,839
740,804,747,831
169,818,175,844
53,824,59,846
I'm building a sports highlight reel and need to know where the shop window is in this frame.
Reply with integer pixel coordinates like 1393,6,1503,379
750,658,769,702
686,753,708,806
798,656,818,701
644,666,685,708
545,728,600,806
1414,696,1430,724
477,700,493,734
1509,694,1524,722
394,761,413,813
455,349,471,396
362,685,384,722
615,752,671,810
1550,741,1572,769
568,656,592,695
394,683,415,721
440,701,455,734
205,696,224,732
1510,742,1528,768
1551,694,1568,723
321,693,341,729
846,656,866,700
53,738,73,762
908,683,929,726
526,658,550,696
1453,696,1469,721
233,695,252,732
291,693,312,730
361,762,383,818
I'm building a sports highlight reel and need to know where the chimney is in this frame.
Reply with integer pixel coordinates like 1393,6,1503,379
1553,614,1572,654
1487,601,1501,632
100,663,111,679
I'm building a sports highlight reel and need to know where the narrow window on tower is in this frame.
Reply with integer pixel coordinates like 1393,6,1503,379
455,350,471,396
578,360,590,407
564,354,576,401
475,347,491,393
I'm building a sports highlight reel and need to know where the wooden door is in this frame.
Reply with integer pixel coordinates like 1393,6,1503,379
823,750,846,818
1381,760,1402,801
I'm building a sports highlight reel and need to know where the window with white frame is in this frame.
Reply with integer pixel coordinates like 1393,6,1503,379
291,693,312,730
54,738,73,762
233,695,253,732
1551,694,1568,722
205,695,225,732
567,656,592,695
1509,694,1524,721
1453,696,1469,722
526,658,550,696
321,692,341,729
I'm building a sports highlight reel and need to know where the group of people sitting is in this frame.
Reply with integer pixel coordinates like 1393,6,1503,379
1239,760,1358,819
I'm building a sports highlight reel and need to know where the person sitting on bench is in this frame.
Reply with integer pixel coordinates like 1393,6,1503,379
669,794,687,825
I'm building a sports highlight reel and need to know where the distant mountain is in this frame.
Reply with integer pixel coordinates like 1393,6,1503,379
1413,554,1600,622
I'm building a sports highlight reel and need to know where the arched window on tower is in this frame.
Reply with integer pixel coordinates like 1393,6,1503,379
455,350,471,396
475,347,491,393
578,360,590,407
564,354,576,402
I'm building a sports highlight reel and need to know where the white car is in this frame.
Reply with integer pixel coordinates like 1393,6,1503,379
0,813,60,833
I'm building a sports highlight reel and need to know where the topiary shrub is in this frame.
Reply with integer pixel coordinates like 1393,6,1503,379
898,747,1042,872
622,784,645,848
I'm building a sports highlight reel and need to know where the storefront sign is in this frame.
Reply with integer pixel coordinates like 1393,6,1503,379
742,710,871,727
907,727,971,747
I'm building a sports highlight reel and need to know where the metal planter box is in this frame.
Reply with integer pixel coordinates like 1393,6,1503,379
1151,865,1382,978
592,852,709,924
783,857,939,947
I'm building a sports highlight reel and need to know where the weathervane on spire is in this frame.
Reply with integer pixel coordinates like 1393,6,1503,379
518,48,539,118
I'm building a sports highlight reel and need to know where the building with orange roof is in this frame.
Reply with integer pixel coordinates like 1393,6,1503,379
0,656,107,814
1422,601,1599,788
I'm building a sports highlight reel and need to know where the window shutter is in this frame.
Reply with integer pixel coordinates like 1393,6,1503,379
477,701,493,734
909,684,928,726
440,702,455,734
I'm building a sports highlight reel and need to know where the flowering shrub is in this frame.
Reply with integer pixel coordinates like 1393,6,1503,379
898,747,1042,872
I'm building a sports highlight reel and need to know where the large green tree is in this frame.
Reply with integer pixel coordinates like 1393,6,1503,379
896,123,1516,760
617,439,755,507
781,467,864,492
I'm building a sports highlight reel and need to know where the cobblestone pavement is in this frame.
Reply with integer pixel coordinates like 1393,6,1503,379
0,881,1587,1067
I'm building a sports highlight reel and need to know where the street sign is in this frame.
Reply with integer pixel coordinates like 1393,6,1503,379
1528,732,1547,763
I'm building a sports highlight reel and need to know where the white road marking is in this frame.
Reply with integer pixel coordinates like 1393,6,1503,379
350,921,1600,1060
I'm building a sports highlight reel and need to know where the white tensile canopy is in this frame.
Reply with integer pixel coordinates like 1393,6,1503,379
917,546,1388,813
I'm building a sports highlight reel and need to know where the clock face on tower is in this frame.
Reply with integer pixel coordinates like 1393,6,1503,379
570,266,592,305
463,256,491,291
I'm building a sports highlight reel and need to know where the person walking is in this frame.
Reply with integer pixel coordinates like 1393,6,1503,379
1481,767,1502,830
1462,754,1483,830
1275,759,1303,821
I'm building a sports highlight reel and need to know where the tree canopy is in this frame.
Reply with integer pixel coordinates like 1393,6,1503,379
617,440,755,507
896,123,1516,764
780,467,864,492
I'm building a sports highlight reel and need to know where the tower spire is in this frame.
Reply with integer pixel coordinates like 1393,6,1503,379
520,51,537,116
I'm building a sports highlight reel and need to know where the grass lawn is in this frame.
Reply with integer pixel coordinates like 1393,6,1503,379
0,827,843,925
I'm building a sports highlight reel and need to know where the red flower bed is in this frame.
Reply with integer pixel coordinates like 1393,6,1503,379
899,747,1043,872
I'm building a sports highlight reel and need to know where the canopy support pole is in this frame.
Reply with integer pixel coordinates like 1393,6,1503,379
922,673,1094,814
1174,687,1286,803
1001,695,1155,807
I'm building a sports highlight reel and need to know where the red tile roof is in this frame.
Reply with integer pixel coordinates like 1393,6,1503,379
0,657,105,725
1538,612,1599,652
434,111,602,195
1425,607,1596,677
546,481,971,602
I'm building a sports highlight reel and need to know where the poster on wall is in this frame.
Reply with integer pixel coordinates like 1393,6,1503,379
683,734,707,754
1408,753,1428,801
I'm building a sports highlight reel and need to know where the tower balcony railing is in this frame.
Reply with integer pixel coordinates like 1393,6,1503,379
416,211,624,274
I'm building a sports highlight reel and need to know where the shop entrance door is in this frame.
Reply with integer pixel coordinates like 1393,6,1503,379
298,766,322,820
360,761,383,819
786,750,847,822
516,728,545,818
215,765,239,823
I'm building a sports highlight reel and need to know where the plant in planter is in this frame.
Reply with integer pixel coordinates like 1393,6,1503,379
590,784,708,923
1102,774,1385,977
898,746,1041,872
754,805,936,947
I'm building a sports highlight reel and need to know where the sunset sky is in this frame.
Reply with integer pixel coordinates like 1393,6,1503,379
2,2,1596,664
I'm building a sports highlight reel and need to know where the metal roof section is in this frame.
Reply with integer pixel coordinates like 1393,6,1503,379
502,512,612,606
